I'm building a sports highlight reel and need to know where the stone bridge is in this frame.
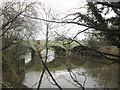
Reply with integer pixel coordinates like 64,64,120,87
50,45,95,58
50,45,111,59
35,41,118,58
50,46,66,58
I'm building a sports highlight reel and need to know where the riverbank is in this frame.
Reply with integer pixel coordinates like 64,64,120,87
2,81,32,89
25,54,116,72
24,59,118,88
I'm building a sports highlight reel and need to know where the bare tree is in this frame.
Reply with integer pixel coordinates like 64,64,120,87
1,1,41,88
25,3,63,89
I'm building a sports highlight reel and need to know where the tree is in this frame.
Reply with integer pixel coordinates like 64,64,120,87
1,1,40,88
60,1,120,63
1,1,39,50
68,1,120,48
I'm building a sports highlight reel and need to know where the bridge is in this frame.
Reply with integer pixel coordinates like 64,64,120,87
22,40,104,59
34,40,84,51
33,40,93,58
13,40,90,82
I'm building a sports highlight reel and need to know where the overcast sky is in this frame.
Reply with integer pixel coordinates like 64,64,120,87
34,0,87,40
1,0,88,40
39,0,86,12
35,0,116,40
2,0,116,40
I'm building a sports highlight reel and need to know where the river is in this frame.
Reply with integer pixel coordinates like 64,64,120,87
23,68,101,88
22,49,118,88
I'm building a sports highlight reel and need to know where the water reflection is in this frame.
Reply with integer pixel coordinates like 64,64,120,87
86,64,118,88
23,68,100,88
22,50,118,88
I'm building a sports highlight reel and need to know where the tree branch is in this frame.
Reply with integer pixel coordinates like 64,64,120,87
97,2,120,9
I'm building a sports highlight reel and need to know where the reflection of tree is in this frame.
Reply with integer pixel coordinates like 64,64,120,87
86,63,118,88
29,1,119,89
2,1,119,89
67,69,85,90
29,4,63,90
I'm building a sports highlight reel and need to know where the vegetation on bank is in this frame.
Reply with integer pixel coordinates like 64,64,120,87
2,38,119,88
25,55,118,88
1,1,120,89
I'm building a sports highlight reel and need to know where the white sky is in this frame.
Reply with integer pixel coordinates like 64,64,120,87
2,0,116,40
1,0,87,40
35,0,116,40
34,0,87,40
38,0,86,12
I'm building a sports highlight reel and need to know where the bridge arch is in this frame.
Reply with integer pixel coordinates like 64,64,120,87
71,45,91,57
50,45,66,58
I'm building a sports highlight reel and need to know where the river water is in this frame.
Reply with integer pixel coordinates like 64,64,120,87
22,49,118,88
23,68,101,88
